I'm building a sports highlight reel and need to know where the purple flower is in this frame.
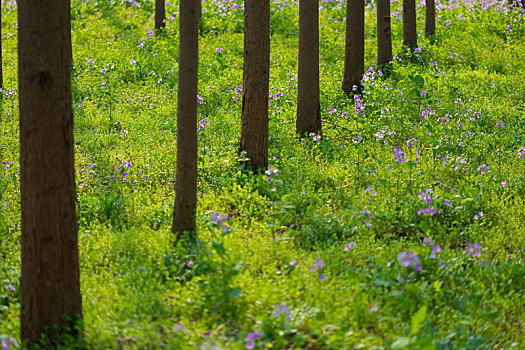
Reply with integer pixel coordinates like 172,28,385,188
1,338,18,349
245,331,264,349
419,190,433,204
318,273,327,281
360,209,373,218
310,258,324,272
6,284,15,291
429,246,442,259
273,303,291,319
216,47,224,53
364,185,376,195
422,237,434,247
393,147,407,163
398,251,421,271
289,260,297,266
344,242,356,251
212,212,228,226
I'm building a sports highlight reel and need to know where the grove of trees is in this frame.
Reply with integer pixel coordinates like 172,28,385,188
10,0,462,345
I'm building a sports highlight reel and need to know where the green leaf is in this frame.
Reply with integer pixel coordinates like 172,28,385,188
211,241,225,257
227,288,242,299
391,337,413,349
410,305,428,336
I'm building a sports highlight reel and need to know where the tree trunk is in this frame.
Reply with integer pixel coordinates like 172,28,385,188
240,0,270,170
296,0,321,135
403,0,417,48
155,0,166,29
377,0,393,66
172,0,199,239
342,0,365,95
425,0,435,37
18,0,82,344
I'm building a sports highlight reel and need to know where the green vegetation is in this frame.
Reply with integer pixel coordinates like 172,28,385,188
1,0,525,348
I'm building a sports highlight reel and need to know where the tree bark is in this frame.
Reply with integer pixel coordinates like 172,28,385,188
425,0,435,37
296,0,321,135
172,0,199,238
342,0,365,95
18,0,82,344
377,0,393,66
403,0,417,48
240,0,270,170
155,0,166,29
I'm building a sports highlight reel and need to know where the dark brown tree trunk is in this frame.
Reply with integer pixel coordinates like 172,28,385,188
18,0,82,344
296,0,321,135
172,0,199,239
240,0,270,170
342,0,365,95
155,0,166,29
377,0,393,65
403,0,417,48
425,0,435,37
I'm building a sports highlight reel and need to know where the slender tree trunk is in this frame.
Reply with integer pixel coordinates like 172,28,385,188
377,0,393,66
296,0,321,135
403,0,417,48
18,0,82,344
342,0,365,95
172,0,199,238
155,0,166,29
240,0,270,170
425,0,435,37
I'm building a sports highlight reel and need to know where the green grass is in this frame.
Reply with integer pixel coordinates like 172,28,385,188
1,0,525,348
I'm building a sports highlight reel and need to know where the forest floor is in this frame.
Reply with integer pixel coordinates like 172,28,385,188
1,0,525,348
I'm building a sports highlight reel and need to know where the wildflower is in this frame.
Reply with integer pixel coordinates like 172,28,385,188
289,260,297,266
369,305,379,312
273,303,291,320
245,331,264,349
318,273,327,281
364,185,377,195
496,120,505,128
265,166,279,177
212,212,228,226
344,242,356,251
419,190,433,204
477,165,488,174
393,147,407,163
422,237,434,247
429,246,442,259
198,119,210,130
360,209,373,218
1,337,19,349
215,47,224,53
173,323,187,332
310,258,324,272
501,180,507,187
418,207,436,216
130,59,137,65
6,284,15,291
398,251,422,271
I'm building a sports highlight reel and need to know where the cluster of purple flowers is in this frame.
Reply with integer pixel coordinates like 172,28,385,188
398,251,422,272
115,159,132,178
310,258,326,281
212,212,229,233
393,147,407,163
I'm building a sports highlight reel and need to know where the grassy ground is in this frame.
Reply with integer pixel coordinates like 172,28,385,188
1,0,525,348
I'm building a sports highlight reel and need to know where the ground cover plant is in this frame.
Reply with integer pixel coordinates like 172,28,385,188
1,0,525,348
